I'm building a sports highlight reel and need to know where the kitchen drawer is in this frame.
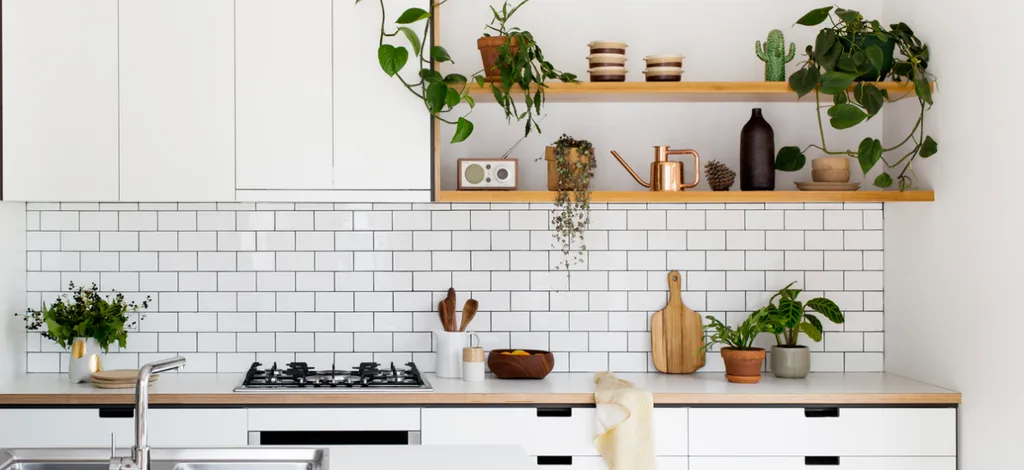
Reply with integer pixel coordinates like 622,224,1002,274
149,409,247,446
536,456,687,469
0,408,134,447
422,407,688,456
689,407,956,457
247,408,420,431
689,457,956,470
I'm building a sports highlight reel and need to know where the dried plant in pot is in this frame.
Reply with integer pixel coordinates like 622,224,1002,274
701,309,774,384
762,282,845,379
541,134,596,275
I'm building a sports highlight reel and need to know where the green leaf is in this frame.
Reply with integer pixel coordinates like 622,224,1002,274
419,69,442,83
378,45,409,77
464,95,475,109
874,172,894,188
788,67,820,98
474,75,486,88
834,8,861,23
828,103,868,129
820,71,856,94
819,43,843,71
397,27,422,57
833,91,848,105
443,73,468,85
807,298,844,324
865,45,884,73
395,7,430,24
796,6,833,26
431,46,452,63
778,299,803,329
857,138,883,174
814,30,836,60
425,82,447,114
920,136,938,158
775,146,807,172
860,84,884,117
915,77,933,105
800,316,823,342
450,117,474,143
445,88,460,109
836,54,858,73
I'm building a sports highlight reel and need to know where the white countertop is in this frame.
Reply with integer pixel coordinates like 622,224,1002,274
0,372,960,405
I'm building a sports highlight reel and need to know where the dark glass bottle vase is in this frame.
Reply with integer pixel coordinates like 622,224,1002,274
740,108,776,191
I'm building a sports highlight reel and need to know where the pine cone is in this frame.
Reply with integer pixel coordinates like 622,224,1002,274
705,160,736,191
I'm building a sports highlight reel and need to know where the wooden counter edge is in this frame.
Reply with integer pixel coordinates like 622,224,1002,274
0,392,962,406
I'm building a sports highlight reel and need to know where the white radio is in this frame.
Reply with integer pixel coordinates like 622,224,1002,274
457,158,518,190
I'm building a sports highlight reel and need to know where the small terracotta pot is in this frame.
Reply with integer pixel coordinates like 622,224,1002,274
721,347,766,384
811,157,852,183
478,36,518,82
545,146,592,191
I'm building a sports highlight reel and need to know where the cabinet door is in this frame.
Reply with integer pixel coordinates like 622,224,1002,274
119,0,234,202
236,0,333,191
0,409,133,447
332,0,431,193
147,408,247,447
1,0,119,202
547,457,688,470
689,457,956,470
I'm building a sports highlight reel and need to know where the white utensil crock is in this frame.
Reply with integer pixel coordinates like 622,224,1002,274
69,337,104,383
433,331,479,378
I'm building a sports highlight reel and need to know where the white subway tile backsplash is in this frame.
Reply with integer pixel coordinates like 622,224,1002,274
745,210,783,229
257,232,295,251
785,210,823,230
200,252,238,272
706,210,744,230
179,232,217,251
627,210,666,230
845,231,884,250
277,212,314,231
237,212,275,231
432,211,469,230
198,211,235,231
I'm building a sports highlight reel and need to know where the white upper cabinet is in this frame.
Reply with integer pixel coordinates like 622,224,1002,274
118,0,235,202
236,0,334,191
2,0,119,202
332,0,432,193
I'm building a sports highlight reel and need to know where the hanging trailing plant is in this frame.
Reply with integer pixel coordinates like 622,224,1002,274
774,6,937,191
548,134,596,274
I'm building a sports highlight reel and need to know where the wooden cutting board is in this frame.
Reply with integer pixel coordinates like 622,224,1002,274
651,271,706,374
91,369,159,384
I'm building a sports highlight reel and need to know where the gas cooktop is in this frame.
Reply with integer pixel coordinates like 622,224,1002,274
233,361,433,393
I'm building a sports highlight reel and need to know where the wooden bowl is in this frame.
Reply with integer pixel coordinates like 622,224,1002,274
487,350,555,379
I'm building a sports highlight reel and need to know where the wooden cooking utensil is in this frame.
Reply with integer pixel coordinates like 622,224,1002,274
651,271,706,373
438,300,449,332
459,299,479,332
444,288,458,332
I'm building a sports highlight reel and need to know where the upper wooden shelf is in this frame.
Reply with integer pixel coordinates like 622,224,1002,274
468,81,920,103
438,190,934,203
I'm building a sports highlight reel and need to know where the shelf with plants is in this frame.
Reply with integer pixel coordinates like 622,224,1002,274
437,190,934,203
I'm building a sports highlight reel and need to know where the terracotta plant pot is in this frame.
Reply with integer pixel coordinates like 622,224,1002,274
721,347,766,384
811,157,852,183
478,36,518,83
544,146,592,191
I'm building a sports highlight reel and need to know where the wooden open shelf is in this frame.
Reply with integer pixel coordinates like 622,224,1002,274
438,190,934,203
467,81,921,103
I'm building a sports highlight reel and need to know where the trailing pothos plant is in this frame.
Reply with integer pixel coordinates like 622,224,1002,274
16,282,150,353
549,134,595,273
357,0,481,143
701,308,775,352
482,0,578,138
763,282,845,346
775,6,937,191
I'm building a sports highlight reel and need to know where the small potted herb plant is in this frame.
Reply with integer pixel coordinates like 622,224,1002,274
763,282,845,379
702,308,774,384
17,282,150,382
544,134,596,275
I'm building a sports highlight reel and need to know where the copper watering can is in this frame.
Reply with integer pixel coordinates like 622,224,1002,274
610,146,700,191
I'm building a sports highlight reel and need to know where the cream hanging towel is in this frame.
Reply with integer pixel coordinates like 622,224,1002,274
593,372,655,470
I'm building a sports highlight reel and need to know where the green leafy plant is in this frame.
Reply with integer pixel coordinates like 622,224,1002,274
16,282,150,352
481,0,578,138
775,6,936,191
763,282,845,346
548,134,596,273
701,308,775,352
357,0,481,143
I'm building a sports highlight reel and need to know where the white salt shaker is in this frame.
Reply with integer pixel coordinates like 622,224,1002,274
463,340,485,382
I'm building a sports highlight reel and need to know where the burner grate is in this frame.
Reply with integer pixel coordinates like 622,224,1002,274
234,361,432,392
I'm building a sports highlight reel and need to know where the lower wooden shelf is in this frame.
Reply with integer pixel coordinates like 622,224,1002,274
437,190,934,203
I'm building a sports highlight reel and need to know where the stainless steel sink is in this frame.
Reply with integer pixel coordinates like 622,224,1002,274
0,448,328,470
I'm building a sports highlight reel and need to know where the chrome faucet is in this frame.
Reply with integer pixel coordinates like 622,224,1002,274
110,356,186,470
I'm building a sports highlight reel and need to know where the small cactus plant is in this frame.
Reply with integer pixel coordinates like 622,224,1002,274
755,29,796,82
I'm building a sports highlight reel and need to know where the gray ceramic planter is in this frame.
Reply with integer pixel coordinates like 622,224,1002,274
771,345,811,379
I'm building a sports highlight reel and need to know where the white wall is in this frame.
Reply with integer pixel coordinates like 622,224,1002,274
0,202,27,377
883,0,1024,468
438,0,887,191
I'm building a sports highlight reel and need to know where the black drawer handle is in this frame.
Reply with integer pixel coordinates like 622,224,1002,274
805,456,840,466
537,407,572,417
99,408,134,419
804,407,840,418
537,456,573,466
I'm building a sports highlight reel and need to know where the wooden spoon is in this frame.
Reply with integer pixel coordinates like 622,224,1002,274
459,299,479,332
444,288,458,332
438,300,449,332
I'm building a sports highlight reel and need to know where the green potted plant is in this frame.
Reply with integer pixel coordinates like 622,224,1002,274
17,282,150,382
545,134,596,274
702,308,774,383
774,6,936,191
762,282,845,379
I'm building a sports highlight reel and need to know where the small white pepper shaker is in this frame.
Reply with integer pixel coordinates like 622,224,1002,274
462,346,485,382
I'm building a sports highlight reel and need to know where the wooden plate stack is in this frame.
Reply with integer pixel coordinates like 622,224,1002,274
587,41,628,82
91,370,159,389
